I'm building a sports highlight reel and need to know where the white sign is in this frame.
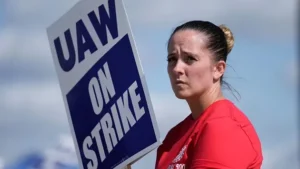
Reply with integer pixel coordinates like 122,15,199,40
47,0,160,168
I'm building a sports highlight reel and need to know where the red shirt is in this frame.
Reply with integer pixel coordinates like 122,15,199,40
155,99,263,169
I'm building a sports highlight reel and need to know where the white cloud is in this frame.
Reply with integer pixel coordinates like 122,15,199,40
262,136,299,169
0,158,4,169
42,134,78,168
0,82,67,124
125,0,297,37
150,93,189,135
150,93,188,120
0,26,58,84
0,28,50,61
5,0,296,31
4,134,79,169
4,0,79,28
150,93,190,133
0,28,16,60
56,134,76,153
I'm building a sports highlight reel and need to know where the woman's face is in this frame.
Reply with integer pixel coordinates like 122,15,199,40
167,29,222,99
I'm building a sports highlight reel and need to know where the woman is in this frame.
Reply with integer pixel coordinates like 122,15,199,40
155,20,263,169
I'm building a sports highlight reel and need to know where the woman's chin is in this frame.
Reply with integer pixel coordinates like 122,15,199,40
173,90,191,99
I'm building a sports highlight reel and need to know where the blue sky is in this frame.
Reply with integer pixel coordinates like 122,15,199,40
0,0,298,169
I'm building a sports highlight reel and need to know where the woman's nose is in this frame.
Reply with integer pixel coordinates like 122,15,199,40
172,60,185,75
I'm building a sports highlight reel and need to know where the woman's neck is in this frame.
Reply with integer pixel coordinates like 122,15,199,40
187,85,224,119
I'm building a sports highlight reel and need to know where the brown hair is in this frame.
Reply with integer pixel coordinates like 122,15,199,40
219,24,234,54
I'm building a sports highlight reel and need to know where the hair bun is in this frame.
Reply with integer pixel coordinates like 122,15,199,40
219,24,234,54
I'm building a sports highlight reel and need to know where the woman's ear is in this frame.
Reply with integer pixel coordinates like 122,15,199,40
213,60,226,81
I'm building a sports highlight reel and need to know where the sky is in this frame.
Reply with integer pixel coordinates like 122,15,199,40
0,0,299,169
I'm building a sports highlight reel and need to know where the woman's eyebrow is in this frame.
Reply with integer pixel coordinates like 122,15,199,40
182,51,198,58
167,53,176,58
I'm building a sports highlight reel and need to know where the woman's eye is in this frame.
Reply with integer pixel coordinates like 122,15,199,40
185,56,196,63
188,56,194,60
167,57,176,62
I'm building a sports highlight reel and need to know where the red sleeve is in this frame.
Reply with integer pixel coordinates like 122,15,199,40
190,117,257,169
155,127,176,168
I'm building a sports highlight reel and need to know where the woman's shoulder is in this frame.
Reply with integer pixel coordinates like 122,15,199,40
207,99,251,124
198,100,263,162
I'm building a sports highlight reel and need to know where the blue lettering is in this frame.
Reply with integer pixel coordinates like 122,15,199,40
53,0,119,72
76,19,98,63
54,29,76,72
88,0,119,46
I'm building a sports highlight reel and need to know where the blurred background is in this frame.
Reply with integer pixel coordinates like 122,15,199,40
0,0,298,169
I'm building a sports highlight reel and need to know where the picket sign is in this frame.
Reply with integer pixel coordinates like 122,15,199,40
47,0,161,168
